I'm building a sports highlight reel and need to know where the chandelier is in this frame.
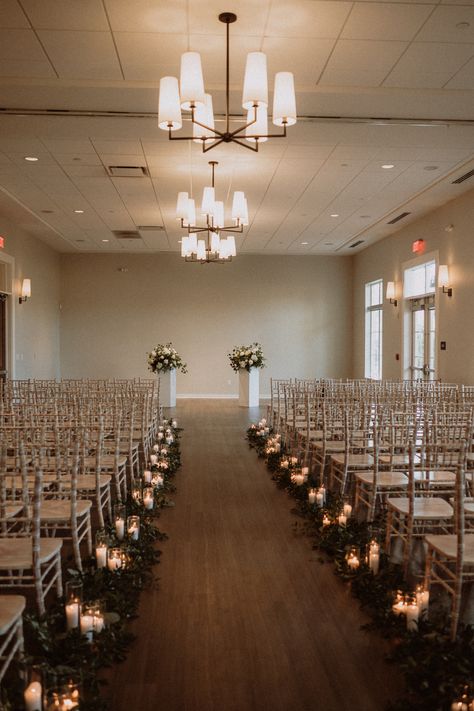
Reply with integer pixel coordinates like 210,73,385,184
178,160,248,263
158,12,297,153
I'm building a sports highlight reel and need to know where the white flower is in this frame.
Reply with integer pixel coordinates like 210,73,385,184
240,360,246,367
246,350,251,355
157,363,162,369
163,347,170,355
164,358,168,364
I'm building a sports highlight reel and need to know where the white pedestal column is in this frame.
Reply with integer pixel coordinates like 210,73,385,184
159,368,176,408
238,368,259,407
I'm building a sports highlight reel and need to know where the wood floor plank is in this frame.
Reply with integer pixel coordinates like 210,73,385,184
108,400,401,711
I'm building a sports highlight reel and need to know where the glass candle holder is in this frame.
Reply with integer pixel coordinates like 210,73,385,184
451,686,474,711
143,487,154,510
131,484,142,504
342,500,352,518
345,546,360,571
45,682,79,710
415,583,430,616
80,604,95,642
95,530,108,570
308,488,317,505
143,469,152,484
114,505,126,541
127,515,140,541
150,454,158,465
366,539,380,575
92,600,105,634
65,580,82,631
107,547,122,572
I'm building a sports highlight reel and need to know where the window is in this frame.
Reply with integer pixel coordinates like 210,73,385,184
365,279,383,380
404,260,435,298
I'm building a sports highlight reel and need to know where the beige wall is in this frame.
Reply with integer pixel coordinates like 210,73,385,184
0,217,61,379
353,188,474,384
60,253,353,396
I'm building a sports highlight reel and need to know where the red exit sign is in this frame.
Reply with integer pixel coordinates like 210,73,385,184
0,236,4,249
412,239,425,254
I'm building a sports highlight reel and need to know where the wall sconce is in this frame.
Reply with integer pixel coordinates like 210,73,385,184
386,281,397,307
438,265,452,297
19,278,31,304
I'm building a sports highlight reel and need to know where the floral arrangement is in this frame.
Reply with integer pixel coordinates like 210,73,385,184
228,343,265,372
147,342,187,374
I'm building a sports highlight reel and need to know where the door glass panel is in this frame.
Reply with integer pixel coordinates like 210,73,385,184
428,307,436,379
413,309,424,371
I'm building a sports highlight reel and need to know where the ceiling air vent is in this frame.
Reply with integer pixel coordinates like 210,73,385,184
387,211,411,225
137,225,164,231
112,230,142,240
452,169,474,185
106,165,149,178
348,240,364,249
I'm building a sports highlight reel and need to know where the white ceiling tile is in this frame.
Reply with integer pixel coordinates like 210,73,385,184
342,2,434,41
0,1,29,28
262,37,335,85
266,0,352,38
21,0,108,31
104,0,187,33
188,0,269,36
385,42,474,88
37,30,123,80
319,40,408,87
0,60,55,78
92,140,143,155
114,32,188,82
0,29,49,61
416,5,474,42
40,138,96,154
445,55,474,88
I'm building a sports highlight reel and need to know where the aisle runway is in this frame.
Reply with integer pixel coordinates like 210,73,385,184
109,400,399,711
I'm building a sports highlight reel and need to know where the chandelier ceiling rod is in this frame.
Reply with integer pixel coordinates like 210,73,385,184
158,12,297,153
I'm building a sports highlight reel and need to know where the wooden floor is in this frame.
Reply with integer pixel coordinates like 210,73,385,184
108,400,400,711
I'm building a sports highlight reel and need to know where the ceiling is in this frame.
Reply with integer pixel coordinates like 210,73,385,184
0,0,473,256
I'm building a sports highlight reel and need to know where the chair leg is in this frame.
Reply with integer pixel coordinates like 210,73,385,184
451,570,463,641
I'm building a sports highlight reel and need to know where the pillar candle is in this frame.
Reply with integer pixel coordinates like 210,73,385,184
80,614,94,642
24,681,42,711
406,602,419,631
115,518,125,541
308,489,316,504
65,602,80,630
95,544,107,569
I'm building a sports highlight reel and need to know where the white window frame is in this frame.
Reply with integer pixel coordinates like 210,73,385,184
364,278,383,380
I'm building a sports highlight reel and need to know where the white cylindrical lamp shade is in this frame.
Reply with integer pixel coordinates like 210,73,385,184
201,186,215,216
232,191,246,223
196,239,206,260
181,236,190,257
193,93,215,143
246,105,268,143
386,281,396,300
176,192,189,220
180,52,205,110
210,231,220,253
21,278,31,299
185,198,196,227
273,72,297,126
438,265,450,288
242,52,268,109
212,201,225,229
158,77,182,130
188,232,198,253
227,235,237,257
218,238,229,259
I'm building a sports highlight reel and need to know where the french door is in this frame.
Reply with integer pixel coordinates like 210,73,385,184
410,296,436,380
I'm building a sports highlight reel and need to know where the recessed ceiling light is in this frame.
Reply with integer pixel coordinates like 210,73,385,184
360,215,371,219
74,209,84,214
330,214,339,218
24,156,38,162
41,209,54,214
456,21,470,29
381,164,394,169
424,165,439,171
301,241,308,245
75,239,85,243
324,242,334,246
102,239,109,242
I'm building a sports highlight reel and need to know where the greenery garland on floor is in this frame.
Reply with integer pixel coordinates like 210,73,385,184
1,419,183,711
246,424,474,711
